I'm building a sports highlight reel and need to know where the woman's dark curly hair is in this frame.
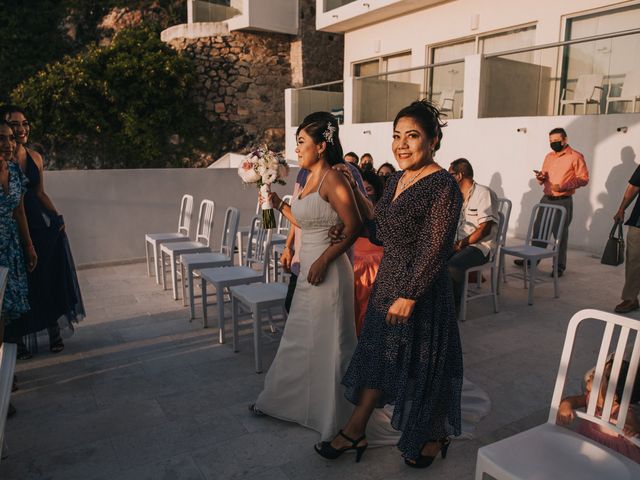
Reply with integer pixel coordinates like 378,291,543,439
393,99,447,152
296,111,344,166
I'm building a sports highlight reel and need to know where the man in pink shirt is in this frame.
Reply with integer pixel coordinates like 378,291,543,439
517,127,589,276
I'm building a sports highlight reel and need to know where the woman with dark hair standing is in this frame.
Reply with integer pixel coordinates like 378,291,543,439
0,120,37,337
251,112,363,441
2,105,85,356
317,100,463,467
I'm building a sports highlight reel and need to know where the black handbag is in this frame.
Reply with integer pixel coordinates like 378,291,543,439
601,221,625,266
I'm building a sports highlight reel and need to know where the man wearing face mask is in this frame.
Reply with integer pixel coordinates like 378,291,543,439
516,127,589,276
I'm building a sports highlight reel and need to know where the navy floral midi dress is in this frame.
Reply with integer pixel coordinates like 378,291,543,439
0,162,30,323
341,169,463,460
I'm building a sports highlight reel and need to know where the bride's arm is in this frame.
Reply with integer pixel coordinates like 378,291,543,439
307,170,362,286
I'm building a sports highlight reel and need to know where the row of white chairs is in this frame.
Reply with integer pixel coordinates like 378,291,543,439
144,195,292,371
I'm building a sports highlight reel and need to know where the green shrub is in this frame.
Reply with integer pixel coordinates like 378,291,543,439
12,26,215,169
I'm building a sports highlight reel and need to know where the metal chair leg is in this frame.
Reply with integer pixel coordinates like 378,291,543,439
145,240,151,276
201,278,208,328
170,253,179,300
253,308,262,373
528,262,537,305
188,266,196,321
232,295,240,353
492,265,499,313
161,250,167,290
459,274,469,322
217,286,226,344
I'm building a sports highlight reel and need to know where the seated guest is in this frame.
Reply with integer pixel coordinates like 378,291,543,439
376,162,396,177
448,158,498,314
344,151,359,166
359,153,374,172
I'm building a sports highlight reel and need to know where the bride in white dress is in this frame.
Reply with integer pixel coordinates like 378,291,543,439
252,112,363,441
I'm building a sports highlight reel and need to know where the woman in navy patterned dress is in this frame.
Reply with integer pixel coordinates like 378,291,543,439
315,100,463,467
0,121,37,339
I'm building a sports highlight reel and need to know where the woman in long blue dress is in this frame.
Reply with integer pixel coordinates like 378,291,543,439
2,106,85,356
316,100,463,467
0,121,37,341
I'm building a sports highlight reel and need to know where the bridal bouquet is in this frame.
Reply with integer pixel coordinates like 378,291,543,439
238,146,289,229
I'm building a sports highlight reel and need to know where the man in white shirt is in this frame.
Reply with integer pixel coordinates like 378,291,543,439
448,158,499,315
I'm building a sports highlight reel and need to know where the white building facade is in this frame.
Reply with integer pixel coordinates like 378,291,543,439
285,0,640,254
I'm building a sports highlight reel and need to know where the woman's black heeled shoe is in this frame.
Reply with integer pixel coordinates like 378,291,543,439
314,430,368,463
405,438,450,469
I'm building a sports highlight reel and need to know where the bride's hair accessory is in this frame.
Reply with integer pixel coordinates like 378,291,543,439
323,122,336,145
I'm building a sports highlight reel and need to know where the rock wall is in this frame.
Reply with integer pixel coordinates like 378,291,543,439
168,32,291,152
166,0,344,159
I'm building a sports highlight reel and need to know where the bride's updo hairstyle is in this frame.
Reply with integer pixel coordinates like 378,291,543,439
296,111,344,166
393,99,447,152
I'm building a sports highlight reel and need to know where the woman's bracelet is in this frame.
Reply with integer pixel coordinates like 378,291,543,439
277,199,285,211
24,243,35,251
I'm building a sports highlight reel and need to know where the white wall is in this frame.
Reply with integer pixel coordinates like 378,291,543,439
342,0,636,75
286,113,640,256
227,0,298,35
45,169,297,267
286,0,640,256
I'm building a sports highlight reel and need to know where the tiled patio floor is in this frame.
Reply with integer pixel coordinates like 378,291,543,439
2,249,637,479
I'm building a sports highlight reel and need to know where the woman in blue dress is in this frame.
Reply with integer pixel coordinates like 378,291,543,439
2,106,85,356
0,121,37,341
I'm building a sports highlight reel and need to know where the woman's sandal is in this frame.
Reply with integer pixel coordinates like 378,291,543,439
314,430,368,463
248,403,265,417
50,340,64,354
405,438,450,469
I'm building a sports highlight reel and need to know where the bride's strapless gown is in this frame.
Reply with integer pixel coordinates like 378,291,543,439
254,179,491,443
255,186,357,441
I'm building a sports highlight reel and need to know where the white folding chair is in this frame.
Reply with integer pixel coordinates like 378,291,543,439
458,211,505,322
495,198,513,287
236,200,260,266
231,282,288,373
0,267,16,463
606,70,640,114
560,74,604,115
144,194,193,284
160,199,215,300
499,203,566,305
476,309,640,480
199,216,270,342
439,89,458,118
180,207,240,320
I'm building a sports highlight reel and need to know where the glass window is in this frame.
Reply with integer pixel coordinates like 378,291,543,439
563,4,640,113
324,0,357,12
353,52,411,79
353,60,380,77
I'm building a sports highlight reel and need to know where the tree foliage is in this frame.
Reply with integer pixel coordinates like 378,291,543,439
12,26,215,169
0,0,185,104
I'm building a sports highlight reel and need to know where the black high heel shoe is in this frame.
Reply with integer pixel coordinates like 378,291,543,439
314,430,368,463
405,438,450,469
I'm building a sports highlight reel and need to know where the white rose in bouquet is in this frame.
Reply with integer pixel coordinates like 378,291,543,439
238,158,261,183
237,146,289,229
